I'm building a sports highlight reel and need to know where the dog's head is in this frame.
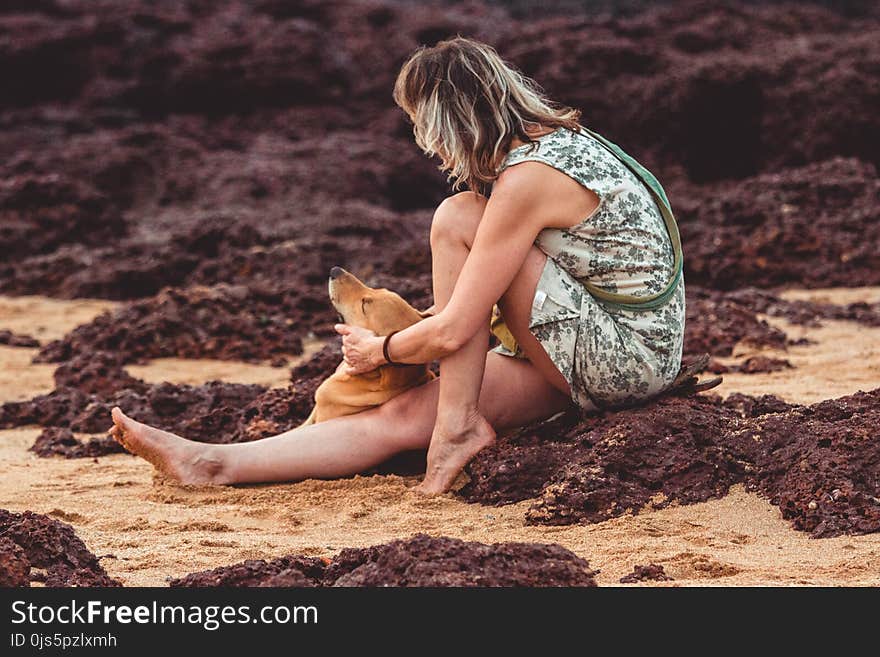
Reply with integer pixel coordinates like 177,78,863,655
329,267,430,335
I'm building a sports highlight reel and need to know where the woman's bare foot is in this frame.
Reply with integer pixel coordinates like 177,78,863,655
109,407,226,485
416,411,496,495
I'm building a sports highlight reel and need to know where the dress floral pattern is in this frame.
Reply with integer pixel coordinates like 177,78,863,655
491,125,686,413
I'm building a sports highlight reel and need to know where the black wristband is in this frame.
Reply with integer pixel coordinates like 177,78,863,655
382,330,401,366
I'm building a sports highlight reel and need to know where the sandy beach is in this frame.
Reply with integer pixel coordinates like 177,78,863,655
2,288,878,587
3,0,880,591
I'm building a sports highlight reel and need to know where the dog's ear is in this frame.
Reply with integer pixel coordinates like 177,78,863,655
417,305,435,319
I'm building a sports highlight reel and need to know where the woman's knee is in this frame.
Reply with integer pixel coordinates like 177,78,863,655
375,379,438,447
430,191,487,249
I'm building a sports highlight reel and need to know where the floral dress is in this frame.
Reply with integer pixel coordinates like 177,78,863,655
491,125,686,413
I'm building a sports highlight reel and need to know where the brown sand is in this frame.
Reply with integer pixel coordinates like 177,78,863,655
0,296,120,402
126,337,326,389
713,316,880,404
0,295,118,342
779,286,880,306
1,289,878,586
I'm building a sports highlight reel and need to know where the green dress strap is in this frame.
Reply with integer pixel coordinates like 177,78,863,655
572,126,684,311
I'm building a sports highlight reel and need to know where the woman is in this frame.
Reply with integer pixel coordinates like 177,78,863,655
110,37,685,495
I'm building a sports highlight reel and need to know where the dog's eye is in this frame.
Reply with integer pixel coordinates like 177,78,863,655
361,298,371,314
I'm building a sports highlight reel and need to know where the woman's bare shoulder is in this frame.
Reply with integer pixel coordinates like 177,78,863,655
493,160,560,197
496,160,554,188
490,161,576,231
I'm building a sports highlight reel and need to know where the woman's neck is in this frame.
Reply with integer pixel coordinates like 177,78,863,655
508,124,556,150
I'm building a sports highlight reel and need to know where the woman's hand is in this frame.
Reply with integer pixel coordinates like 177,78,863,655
334,324,387,375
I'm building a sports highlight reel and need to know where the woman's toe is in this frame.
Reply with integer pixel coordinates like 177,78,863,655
111,406,126,425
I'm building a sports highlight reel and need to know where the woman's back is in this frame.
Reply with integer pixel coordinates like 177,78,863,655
499,125,677,300
494,124,686,410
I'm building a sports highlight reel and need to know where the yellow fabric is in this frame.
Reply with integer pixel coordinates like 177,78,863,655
490,304,519,354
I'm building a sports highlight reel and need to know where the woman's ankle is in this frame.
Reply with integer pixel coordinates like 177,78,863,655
436,404,485,433
187,446,231,485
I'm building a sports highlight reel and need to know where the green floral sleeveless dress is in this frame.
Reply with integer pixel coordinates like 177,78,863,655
491,125,685,412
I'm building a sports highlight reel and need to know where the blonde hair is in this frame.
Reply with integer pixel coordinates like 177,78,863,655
393,36,582,195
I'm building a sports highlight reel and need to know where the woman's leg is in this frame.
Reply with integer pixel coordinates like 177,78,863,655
110,191,572,488
109,350,567,485
415,191,571,493
417,192,494,493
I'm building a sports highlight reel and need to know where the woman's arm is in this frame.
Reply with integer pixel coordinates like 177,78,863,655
337,164,551,375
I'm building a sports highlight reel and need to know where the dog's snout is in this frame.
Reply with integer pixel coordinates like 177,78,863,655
329,266,343,280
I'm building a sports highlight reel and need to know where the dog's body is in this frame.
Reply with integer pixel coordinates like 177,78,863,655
299,268,435,426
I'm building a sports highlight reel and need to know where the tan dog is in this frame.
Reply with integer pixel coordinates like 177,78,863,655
299,267,436,426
